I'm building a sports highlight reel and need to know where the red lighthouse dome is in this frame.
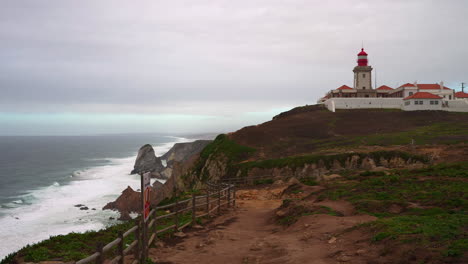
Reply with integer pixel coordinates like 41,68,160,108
357,48,368,66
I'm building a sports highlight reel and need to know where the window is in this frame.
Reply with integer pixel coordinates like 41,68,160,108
363,74,366,78
449,95,452,100
419,101,423,105
435,101,439,105
409,92,413,96
430,101,434,105
405,101,410,106
363,86,366,90
415,101,419,105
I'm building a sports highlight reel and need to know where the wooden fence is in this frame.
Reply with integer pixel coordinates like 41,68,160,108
76,183,236,264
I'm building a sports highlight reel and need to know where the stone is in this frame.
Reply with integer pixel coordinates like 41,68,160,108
328,237,337,244
361,157,377,170
161,140,212,167
131,144,164,174
276,209,287,217
74,204,85,207
174,232,187,238
79,206,89,210
323,174,342,181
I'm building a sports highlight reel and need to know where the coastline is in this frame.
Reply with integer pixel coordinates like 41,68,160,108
0,136,194,260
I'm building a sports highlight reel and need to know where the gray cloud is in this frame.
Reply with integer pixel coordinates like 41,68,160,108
1,0,467,114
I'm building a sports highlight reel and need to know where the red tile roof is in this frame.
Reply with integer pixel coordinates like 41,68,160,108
336,85,353,90
418,84,452,90
455,91,468,98
376,85,394,90
403,92,443,100
399,83,451,90
399,83,416,88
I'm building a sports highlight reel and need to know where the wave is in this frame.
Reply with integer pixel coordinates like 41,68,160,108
0,136,191,259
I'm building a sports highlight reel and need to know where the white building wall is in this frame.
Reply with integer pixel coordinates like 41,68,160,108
324,98,402,110
402,87,418,98
402,99,443,111
446,100,468,112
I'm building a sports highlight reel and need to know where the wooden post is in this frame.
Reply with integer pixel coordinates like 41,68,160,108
191,193,196,226
227,186,231,208
96,242,103,264
217,186,221,215
174,188,179,232
118,231,124,264
134,222,140,263
206,189,210,215
139,173,146,263
233,186,236,207
152,209,157,246
142,219,147,262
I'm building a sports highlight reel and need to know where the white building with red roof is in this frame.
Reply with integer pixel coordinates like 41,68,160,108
402,92,443,111
321,48,467,112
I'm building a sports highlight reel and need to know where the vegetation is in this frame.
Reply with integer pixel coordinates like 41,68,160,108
309,122,468,150
317,162,468,259
253,179,274,185
192,134,256,182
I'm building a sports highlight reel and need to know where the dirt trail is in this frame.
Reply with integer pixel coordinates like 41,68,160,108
148,185,379,264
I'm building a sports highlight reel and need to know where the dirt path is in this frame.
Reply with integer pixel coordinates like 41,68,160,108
148,192,378,264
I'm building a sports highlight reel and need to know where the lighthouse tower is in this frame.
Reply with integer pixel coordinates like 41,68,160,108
353,48,375,97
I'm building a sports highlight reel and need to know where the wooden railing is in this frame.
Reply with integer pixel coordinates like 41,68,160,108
76,183,236,264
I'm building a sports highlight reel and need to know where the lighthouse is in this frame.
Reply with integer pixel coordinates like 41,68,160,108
353,48,375,97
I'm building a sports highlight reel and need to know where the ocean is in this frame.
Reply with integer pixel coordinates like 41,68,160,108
0,134,194,259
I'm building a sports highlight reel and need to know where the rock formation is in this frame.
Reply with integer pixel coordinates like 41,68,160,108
161,140,212,167
131,144,164,175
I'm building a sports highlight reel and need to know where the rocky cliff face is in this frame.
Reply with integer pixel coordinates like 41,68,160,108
103,178,179,220
191,150,428,184
131,144,164,175
242,155,425,181
161,140,212,167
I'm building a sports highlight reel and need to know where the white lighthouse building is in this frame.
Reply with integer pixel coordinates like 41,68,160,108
319,47,468,112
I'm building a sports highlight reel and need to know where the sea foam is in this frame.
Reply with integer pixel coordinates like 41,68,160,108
0,136,190,260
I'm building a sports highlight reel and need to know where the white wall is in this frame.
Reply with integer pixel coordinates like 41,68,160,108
446,100,468,112
324,98,402,110
402,99,442,111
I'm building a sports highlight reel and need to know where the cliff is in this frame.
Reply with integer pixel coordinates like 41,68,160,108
161,140,212,167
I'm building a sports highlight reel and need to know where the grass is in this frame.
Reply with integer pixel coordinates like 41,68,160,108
316,162,468,259
253,179,274,185
309,122,468,150
300,177,318,186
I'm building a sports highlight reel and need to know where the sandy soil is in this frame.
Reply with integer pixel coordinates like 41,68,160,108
146,185,381,264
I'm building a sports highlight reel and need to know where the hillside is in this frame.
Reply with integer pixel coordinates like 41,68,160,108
230,105,468,159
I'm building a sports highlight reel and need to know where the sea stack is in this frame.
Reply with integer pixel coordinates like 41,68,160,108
131,144,164,174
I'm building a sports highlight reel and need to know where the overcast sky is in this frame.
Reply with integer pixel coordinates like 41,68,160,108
1,0,467,135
